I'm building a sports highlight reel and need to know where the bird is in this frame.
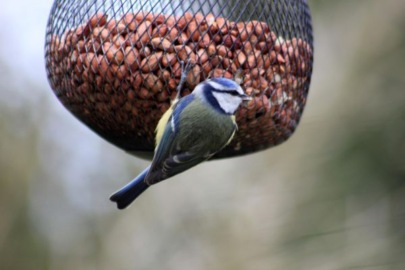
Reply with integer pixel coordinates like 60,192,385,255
110,63,251,209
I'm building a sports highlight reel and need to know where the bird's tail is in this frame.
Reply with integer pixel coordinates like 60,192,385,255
110,167,150,209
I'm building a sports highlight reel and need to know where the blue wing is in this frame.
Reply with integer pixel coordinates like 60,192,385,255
145,95,210,185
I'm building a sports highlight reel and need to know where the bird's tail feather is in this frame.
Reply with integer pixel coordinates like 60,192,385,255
110,167,150,209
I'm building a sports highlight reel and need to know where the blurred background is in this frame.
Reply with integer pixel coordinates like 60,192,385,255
1,0,404,269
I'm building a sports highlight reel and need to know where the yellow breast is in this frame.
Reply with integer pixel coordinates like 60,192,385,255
155,106,174,148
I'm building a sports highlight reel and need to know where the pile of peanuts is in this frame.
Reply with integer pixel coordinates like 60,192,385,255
46,11,312,157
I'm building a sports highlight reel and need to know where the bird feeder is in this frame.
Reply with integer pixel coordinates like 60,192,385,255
45,0,314,159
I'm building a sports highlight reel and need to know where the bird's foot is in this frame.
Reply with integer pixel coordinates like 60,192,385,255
176,60,195,99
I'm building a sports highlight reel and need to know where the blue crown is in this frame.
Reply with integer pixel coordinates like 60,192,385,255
209,77,239,90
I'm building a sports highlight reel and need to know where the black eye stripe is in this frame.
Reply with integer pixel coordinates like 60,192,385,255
212,89,241,96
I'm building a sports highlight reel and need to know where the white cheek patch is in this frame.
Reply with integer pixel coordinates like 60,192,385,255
212,92,242,114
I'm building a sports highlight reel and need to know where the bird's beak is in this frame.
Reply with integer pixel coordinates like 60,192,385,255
241,94,252,107
241,94,252,102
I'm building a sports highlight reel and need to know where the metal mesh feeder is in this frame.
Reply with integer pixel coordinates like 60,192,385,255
45,0,314,159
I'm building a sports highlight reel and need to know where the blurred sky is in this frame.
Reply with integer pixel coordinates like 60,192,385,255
0,1,51,80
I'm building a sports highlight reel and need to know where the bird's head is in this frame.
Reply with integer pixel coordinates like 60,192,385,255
193,77,251,115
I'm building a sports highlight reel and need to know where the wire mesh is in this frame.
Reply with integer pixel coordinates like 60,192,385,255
45,0,313,159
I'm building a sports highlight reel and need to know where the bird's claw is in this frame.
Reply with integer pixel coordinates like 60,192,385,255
234,68,244,85
176,60,195,99
180,60,194,80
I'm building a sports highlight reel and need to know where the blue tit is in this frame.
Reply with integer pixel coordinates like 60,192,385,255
110,72,251,209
